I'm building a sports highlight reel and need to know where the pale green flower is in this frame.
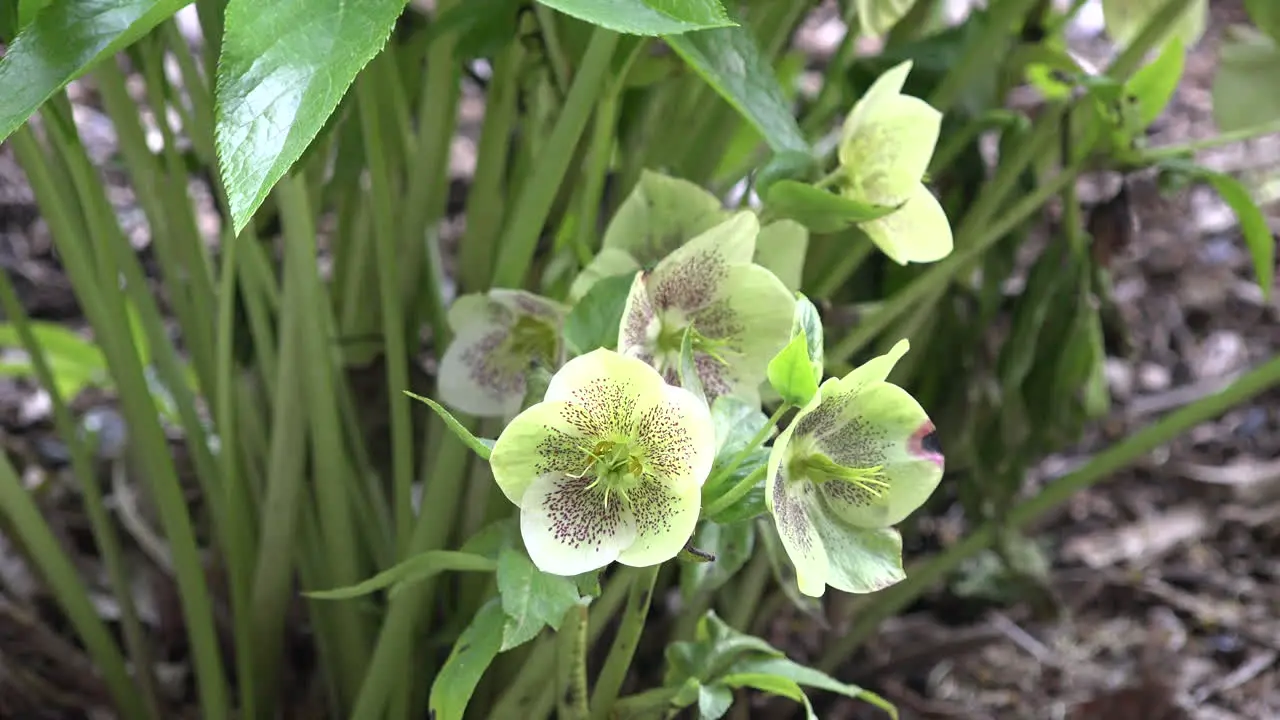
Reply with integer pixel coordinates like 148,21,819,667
766,340,945,597
617,213,795,404
489,349,716,575
838,61,953,265
438,290,566,418
570,170,809,300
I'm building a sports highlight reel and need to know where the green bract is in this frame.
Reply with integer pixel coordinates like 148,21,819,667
570,170,809,300
765,340,945,597
838,61,953,265
618,213,795,405
438,290,567,419
489,349,716,575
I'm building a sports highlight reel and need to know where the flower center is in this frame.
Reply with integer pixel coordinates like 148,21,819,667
789,442,889,500
580,440,646,508
500,315,558,369
654,322,733,368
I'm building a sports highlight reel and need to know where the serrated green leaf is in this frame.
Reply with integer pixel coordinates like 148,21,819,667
790,294,823,378
667,24,809,154
564,271,637,354
726,656,898,719
430,598,507,720
767,332,819,406
709,395,769,462
404,392,492,460
0,0,188,145
534,0,735,36
763,180,900,233
426,0,523,60
698,684,733,720
720,673,815,720
496,547,582,651
1202,171,1275,300
215,0,406,232
306,550,497,600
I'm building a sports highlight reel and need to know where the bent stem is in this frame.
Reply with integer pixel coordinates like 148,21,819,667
818,352,1280,670
589,565,661,720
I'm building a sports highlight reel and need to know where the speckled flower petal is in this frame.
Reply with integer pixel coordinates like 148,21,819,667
543,349,669,432
645,212,760,315
489,289,568,325
754,220,809,292
602,170,730,263
765,421,830,598
805,382,944,529
618,271,660,365
835,338,909,394
438,324,526,418
447,292,509,329
840,61,913,159
520,472,639,575
840,94,941,205
633,383,716,496
490,401,595,506
693,264,795,394
858,182,953,265
569,248,643,302
812,523,905,594
615,478,701,567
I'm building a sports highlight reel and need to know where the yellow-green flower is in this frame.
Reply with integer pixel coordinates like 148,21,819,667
617,213,794,404
838,61,953,265
438,290,566,418
766,340,945,597
489,349,716,575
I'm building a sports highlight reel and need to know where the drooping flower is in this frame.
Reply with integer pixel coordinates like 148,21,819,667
618,212,795,405
765,340,945,597
438,290,567,419
570,170,809,300
489,348,716,575
838,61,953,265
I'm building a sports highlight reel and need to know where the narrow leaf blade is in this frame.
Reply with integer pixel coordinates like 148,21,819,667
404,391,492,459
534,0,734,36
305,550,496,600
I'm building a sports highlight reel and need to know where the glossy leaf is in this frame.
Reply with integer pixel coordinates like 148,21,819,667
698,685,733,720
305,550,497,600
215,0,406,232
667,24,810,153
0,0,187,144
1127,36,1185,130
755,150,820,198
534,0,735,36
404,392,492,460
725,657,897,718
496,547,583,651
1202,171,1275,300
430,599,507,720
709,395,770,462
564,271,638,354
764,180,900,233
1211,27,1280,133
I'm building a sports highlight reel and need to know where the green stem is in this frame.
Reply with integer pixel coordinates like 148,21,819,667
706,403,790,493
1142,119,1280,162
356,74,416,555
818,352,1280,670
572,86,622,266
726,551,770,631
491,27,620,288
558,605,591,720
928,0,1041,113
1106,0,1198,81
589,565,661,720
704,466,766,519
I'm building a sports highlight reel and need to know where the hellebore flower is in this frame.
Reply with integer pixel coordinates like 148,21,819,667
766,340,945,597
570,170,809,300
438,290,567,419
838,61,953,265
489,348,716,575
618,212,795,404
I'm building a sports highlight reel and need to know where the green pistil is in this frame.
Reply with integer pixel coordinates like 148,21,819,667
793,452,889,499
579,440,646,509
656,324,733,367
